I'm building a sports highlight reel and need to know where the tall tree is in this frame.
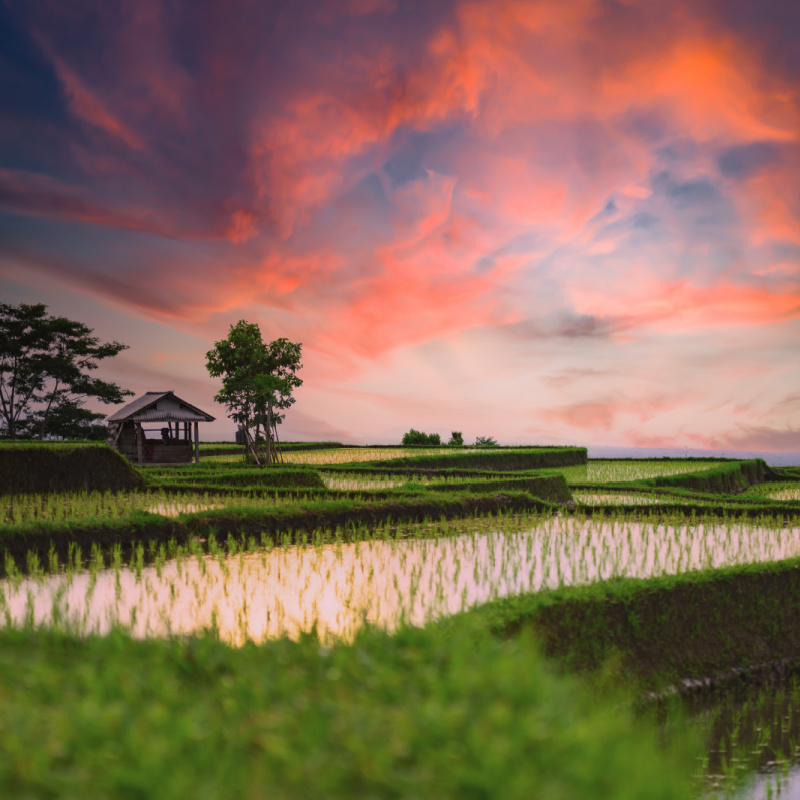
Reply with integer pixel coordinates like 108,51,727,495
206,321,303,464
0,303,132,439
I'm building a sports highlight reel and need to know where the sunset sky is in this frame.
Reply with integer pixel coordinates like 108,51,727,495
1,0,799,448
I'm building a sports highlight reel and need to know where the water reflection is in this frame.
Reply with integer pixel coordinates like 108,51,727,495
2,516,800,646
658,674,800,799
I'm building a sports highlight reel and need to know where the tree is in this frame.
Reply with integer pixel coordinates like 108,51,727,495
206,321,302,464
447,431,464,447
401,429,441,446
474,436,498,448
0,303,132,439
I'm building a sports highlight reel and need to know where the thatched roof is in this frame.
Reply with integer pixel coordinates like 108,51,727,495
106,391,215,423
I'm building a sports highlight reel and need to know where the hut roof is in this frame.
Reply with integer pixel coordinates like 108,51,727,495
106,391,215,424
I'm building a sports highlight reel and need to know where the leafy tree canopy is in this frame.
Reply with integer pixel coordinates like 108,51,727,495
401,429,441,446
0,303,131,439
206,321,302,457
447,431,464,447
474,435,499,448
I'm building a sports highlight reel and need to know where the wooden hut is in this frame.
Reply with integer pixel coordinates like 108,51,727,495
106,391,215,465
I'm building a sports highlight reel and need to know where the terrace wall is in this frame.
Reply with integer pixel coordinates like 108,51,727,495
0,444,142,495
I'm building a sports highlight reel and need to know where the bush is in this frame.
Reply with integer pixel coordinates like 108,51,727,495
401,429,441,446
474,436,498,447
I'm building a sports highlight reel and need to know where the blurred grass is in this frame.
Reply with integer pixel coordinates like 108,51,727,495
0,623,695,800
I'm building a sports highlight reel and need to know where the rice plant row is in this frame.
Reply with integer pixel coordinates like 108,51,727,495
554,460,729,484
3,512,799,646
0,489,293,526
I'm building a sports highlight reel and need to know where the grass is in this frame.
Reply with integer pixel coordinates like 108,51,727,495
0,624,694,800
461,551,800,688
0,443,142,495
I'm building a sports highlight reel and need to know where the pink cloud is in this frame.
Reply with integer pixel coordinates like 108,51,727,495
2,0,799,446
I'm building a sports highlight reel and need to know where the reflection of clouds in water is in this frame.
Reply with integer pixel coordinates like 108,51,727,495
2,516,800,645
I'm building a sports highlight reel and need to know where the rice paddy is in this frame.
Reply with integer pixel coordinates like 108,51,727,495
0,489,290,526
203,446,475,466
555,459,728,484
664,673,800,799
289,446,488,464
4,443,799,798
4,513,800,646
573,491,668,505
320,472,408,490
319,471,503,490
743,482,800,502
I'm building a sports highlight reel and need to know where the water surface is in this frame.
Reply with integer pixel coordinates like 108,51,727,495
3,515,800,645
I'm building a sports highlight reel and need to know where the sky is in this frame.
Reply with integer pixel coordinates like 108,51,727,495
0,0,799,448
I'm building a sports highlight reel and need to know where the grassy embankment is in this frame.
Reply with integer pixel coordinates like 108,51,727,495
0,443,141,495
461,553,800,690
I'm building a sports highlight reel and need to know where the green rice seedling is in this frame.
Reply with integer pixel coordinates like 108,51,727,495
574,492,672,506
555,460,729,485
743,482,800,503
0,488,299,529
4,513,800,645
281,447,467,465
658,674,800,799
320,472,409,490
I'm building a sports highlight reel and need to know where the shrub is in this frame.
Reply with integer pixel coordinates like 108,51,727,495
401,429,441,446
474,436,498,447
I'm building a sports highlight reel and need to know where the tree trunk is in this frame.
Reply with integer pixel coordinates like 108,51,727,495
38,379,60,439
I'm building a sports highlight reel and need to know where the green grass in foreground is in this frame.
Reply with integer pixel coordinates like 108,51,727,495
0,624,694,800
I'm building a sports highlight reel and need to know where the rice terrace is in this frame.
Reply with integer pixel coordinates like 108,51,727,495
3,1,800,798
1,428,800,798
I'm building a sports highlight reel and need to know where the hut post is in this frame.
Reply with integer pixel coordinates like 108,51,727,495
136,423,144,464
194,421,200,464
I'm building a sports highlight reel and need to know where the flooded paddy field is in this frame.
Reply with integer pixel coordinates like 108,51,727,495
3,442,799,798
744,483,800,503
554,460,728,484
657,673,800,799
4,513,800,645
574,491,676,506
204,447,477,466
319,471,509,491
0,488,293,526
